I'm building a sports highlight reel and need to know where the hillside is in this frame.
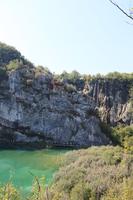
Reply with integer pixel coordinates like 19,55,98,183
0,42,132,149
0,42,108,148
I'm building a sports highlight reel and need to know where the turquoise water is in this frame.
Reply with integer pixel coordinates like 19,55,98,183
0,149,69,194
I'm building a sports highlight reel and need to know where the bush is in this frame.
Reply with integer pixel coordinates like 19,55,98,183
64,83,76,93
90,72,133,82
50,146,133,200
0,42,34,70
102,179,133,200
124,136,133,154
28,177,47,200
6,59,23,71
0,177,50,200
34,66,51,78
0,183,20,200
0,42,21,67
0,68,6,75
99,122,118,145
112,125,133,147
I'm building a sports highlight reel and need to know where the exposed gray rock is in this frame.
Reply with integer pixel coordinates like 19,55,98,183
1,43,132,149
86,79,133,126
0,66,109,148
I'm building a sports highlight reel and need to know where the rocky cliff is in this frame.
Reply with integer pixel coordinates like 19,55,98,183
0,42,132,149
58,72,133,127
0,43,109,148
85,78,133,126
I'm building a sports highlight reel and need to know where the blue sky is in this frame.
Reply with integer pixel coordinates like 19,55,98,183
0,0,133,74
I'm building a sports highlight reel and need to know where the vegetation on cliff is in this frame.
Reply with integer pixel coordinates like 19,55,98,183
0,42,21,67
56,70,133,82
0,42,33,73
100,123,133,148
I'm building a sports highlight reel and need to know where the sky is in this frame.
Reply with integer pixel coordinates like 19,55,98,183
0,0,133,75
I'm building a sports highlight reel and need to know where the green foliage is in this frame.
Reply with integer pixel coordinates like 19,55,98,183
0,178,50,200
68,70,81,81
105,72,133,80
28,177,46,200
0,146,133,200
50,146,133,200
99,122,116,143
82,74,92,82
100,123,133,149
0,182,20,200
101,179,133,200
70,182,91,200
60,70,81,82
92,72,133,80
35,66,51,78
95,73,103,79
112,125,133,147
64,83,76,93
0,42,34,71
128,86,133,113
129,86,133,99
6,59,23,71
0,68,7,79
57,71,133,89
124,136,133,154
0,42,21,67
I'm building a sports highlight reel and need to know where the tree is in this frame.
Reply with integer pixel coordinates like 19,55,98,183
109,0,133,21
69,70,80,81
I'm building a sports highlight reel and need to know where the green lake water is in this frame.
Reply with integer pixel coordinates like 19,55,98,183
0,149,69,194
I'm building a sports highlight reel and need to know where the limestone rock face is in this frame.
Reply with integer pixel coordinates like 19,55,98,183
1,42,132,149
0,64,109,148
87,79,133,126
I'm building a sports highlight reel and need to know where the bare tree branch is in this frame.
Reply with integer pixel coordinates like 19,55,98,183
109,0,133,21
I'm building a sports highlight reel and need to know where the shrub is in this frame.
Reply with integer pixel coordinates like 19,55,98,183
104,72,133,80
0,68,6,75
0,42,21,67
35,66,51,78
64,83,76,93
0,183,20,200
112,125,133,147
6,59,23,71
50,146,133,200
28,176,46,200
99,122,117,144
102,179,133,200
124,136,133,154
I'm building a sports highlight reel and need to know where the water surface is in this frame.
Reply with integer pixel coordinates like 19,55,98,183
0,148,69,193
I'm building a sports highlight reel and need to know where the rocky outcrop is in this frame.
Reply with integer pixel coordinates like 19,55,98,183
0,69,108,147
62,76,133,126
86,78,133,126
0,42,132,149
0,44,109,148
